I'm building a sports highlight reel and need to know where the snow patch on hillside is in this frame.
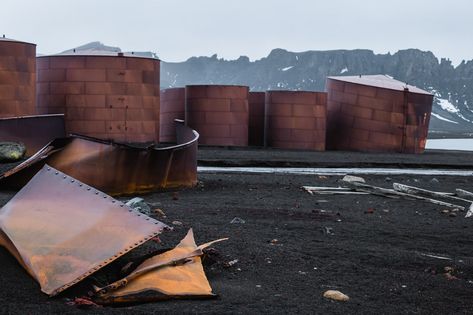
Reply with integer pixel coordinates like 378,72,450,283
431,113,458,124
437,98,459,113
340,67,348,74
281,66,294,71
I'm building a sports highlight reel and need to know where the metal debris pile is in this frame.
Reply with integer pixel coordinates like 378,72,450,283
303,175,473,218
0,164,226,306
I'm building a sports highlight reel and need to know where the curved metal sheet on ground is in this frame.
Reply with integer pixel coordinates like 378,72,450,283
0,114,65,156
0,165,167,296
0,120,199,195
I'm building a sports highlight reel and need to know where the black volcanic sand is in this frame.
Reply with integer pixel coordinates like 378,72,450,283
0,149,473,314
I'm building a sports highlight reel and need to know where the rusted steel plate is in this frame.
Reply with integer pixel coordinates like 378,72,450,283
0,164,167,296
0,114,65,156
95,229,226,304
0,120,198,195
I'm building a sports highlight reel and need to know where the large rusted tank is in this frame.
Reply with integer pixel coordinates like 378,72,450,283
265,91,327,150
0,37,36,117
248,92,265,146
36,52,160,143
185,85,249,146
326,75,433,153
159,87,185,142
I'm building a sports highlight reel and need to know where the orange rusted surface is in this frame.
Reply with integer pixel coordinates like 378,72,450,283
95,229,226,304
0,38,36,118
36,53,160,143
326,75,433,153
0,165,167,296
0,114,65,156
0,120,199,195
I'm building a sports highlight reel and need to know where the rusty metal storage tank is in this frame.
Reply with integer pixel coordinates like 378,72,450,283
159,87,185,142
265,91,327,150
185,85,249,146
326,75,433,153
248,91,265,146
0,37,36,118
36,52,160,143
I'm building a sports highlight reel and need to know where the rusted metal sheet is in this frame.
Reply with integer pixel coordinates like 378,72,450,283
0,114,65,156
0,120,199,195
95,229,227,304
0,164,167,296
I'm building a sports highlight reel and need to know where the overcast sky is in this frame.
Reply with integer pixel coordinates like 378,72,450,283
1,0,471,65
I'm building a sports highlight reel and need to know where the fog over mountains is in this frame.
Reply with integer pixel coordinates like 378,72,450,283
59,42,473,135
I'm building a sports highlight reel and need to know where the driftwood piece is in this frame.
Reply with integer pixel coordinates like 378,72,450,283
343,180,465,210
456,189,473,199
302,186,369,195
393,183,473,205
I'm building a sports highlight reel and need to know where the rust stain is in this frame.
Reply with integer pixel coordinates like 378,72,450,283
95,229,227,304
0,164,168,296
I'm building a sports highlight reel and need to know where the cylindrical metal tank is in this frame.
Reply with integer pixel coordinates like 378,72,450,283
265,91,327,150
159,87,185,142
185,85,249,146
0,37,36,118
36,52,160,143
325,75,433,153
248,91,265,146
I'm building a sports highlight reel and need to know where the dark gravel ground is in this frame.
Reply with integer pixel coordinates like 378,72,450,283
1,149,473,314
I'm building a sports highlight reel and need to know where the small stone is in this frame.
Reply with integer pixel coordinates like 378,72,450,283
323,290,349,302
230,217,245,224
153,208,166,217
270,239,278,245
449,212,457,217
172,192,179,200
385,177,392,182
430,178,440,183
224,259,238,267
172,220,183,226
125,197,151,215
0,142,26,162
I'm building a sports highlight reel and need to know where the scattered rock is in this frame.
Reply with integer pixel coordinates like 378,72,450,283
322,227,334,235
172,192,179,200
230,217,245,224
449,212,457,217
342,175,365,183
430,178,440,184
323,290,349,302
153,208,166,218
385,177,392,182
125,197,151,215
0,142,26,162
318,175,328,179
364,208,375,214
172,220,183,226
223,259,239,268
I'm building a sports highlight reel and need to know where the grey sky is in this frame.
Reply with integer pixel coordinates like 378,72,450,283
1,0,471,64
